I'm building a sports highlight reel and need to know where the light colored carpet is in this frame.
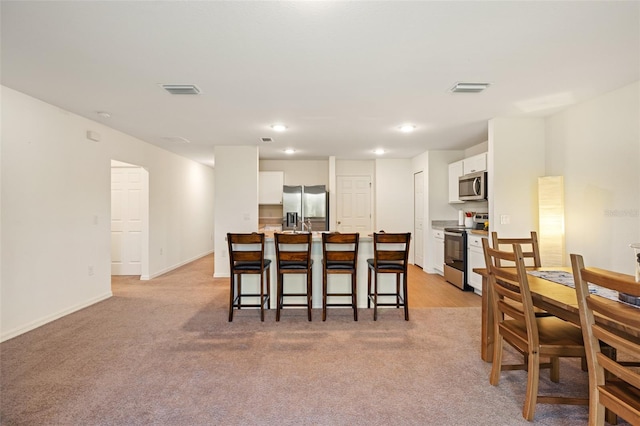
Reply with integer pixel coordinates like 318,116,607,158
1,255,595,425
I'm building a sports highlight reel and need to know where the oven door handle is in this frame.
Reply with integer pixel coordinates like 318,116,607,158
444,231,463,237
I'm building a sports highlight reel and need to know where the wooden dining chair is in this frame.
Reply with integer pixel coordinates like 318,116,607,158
570,254,640,426
321,232,359,321
227,232,271,322
491,231,541,267
491,230,554,320
274,232,313,321
482,239,587,421
367,232,411,321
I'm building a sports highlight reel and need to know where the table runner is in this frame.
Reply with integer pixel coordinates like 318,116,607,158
526,270,639,307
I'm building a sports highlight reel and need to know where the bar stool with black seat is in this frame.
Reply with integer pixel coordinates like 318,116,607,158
274,232,313,321
321,232,359,321
367,232,411,321
227,232,271,322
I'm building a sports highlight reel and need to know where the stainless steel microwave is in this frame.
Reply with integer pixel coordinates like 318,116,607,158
458,171,487,201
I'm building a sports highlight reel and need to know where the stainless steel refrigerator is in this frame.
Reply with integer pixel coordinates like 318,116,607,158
282,185,302,230
282,185,328,231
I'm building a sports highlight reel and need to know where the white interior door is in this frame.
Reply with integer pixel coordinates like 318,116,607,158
336,176,372,233
111,166,143,275
414,171,424,268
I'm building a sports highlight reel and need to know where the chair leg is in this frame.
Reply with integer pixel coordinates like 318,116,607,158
260,271,265,322
237,275,242,310
396,274,400,308
307,272,312,321
522,351,540,421
550,357,560,383
352,272,358,321
367,267,372,308
228,274,235,322
322,269,328,321
373,273,378,321
490,332,503,386
266,265,271,310
276,273,282,322
403,273,409,321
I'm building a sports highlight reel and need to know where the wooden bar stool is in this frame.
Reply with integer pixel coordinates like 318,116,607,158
321,232,359,321
274,232,313,321
367,232,411,321
227,232,271,322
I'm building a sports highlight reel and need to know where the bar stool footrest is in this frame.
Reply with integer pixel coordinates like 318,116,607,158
233,295,269,308
280,303,312,308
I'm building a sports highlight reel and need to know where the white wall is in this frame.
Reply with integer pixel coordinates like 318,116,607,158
546,81,640,273
259,159,329,186
335,160,374,177
415,150,468,272
488,117,546,238
374,159,413,233
1,87,215,341
213,146,259,278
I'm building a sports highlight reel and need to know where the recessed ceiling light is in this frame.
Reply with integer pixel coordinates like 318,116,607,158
398,124,416,133
374,148,385,155
271,124,287,132
284,148,295,154
450,82,490,93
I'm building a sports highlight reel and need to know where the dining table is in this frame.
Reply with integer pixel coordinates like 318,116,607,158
474,266,640,363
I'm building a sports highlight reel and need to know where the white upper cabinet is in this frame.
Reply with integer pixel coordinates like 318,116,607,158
462,153,487,174
448,160,464,204
258,171,284,204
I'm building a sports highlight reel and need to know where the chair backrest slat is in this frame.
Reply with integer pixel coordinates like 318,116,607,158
322,233,359,267
227,232,266,269
275,232,312,267
491,231,542,268
482,238,538,343
372,232,411,266
570,253,640,424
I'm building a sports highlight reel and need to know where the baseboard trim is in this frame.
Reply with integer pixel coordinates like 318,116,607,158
1,291,113,343
146,250,213,280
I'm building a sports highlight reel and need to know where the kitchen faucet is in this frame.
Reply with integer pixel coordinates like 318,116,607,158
300,219,312,233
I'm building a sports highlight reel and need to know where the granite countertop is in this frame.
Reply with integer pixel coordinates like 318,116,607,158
431,220,459,230
259,230,372,241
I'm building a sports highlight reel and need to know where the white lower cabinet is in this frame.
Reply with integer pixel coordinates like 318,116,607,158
433,229,444,275
467,234,487,295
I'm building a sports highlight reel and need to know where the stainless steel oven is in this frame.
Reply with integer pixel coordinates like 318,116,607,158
444,228,471,290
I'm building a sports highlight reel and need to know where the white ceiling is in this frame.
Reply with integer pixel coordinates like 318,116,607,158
2,1,639,167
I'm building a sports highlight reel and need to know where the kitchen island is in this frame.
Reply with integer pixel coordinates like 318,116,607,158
238,232,402,312
261,232,375,310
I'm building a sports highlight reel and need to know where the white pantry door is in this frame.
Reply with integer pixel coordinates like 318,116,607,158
414,171,424,268
336,176,371,233
111,167,143,275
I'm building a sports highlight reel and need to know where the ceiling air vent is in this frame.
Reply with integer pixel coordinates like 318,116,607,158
163,136,191,144
450,82,490,93
161,84,202,95
261,137,274,143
